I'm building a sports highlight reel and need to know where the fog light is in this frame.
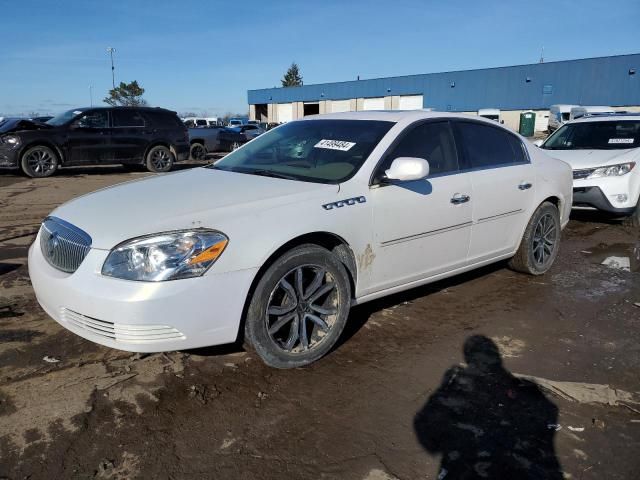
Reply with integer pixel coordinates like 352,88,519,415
614,194,628,203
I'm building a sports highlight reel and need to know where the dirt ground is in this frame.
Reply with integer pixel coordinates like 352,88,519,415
0,165,639,480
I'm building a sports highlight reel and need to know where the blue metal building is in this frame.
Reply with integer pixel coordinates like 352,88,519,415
248,54,639,123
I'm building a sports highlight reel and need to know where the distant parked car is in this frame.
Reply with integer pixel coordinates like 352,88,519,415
570,106,615,121
188,126,247,160
538,113,640,224
184,117,219,128
28,111,572,368
235,124,265,141
0,106,189,177
227,117,249,127
548,104,578,132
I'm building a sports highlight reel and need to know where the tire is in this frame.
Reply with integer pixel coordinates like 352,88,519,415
230,141,241,151
190,142,207,161
244,244,352,369
145,145,174,173
20,145,58,178
509,201,561,275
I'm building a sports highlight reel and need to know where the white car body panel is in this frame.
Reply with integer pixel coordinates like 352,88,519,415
29,111,573,353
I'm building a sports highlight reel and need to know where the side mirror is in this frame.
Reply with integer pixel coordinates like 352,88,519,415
385,157,430,182
533,139,544,147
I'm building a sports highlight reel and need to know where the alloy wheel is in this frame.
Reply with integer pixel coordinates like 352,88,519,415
532,213,557,266
191,144,206,160
265,265,338,354
26,148,55,175
151,148,171,170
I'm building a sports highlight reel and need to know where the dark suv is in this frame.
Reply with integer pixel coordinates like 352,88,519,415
0,106,189,177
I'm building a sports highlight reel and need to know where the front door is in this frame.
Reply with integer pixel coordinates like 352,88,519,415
66,110,111,164
368,120,473,293
453,120,535,262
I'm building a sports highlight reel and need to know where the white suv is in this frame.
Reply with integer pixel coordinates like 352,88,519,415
29,111,572,368
539,114,640,223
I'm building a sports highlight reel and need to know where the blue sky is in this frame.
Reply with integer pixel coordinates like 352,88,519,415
1,0,638,117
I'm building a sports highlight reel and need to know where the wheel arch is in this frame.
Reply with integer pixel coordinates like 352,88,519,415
236,231,358,343
143,141,172,161
19,141,65,165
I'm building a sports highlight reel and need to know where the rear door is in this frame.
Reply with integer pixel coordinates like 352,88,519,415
369,120,473,292
453,120,534,262
110,109,149,162
66,110,111,164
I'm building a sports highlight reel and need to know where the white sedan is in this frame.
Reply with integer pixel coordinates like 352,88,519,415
538,113,640,225
29,111,572,368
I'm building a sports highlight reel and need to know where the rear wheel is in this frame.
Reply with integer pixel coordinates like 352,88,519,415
20,145,58,178
145,145,174,173
509,202,561,275
230,141,241,151
190,142,207,161
244,245,351,369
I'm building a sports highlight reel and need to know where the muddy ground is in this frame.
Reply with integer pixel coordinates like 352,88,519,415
0,166,639,479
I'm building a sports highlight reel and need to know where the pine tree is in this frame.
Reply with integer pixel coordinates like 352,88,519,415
104,80,147,106
281,63,303,87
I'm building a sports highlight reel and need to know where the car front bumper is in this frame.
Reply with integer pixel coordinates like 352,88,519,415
572,173,639,214
28,235,258,353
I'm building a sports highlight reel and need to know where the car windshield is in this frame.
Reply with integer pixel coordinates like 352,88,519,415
46,108,85,126
209,119,394,183
543,120,640,150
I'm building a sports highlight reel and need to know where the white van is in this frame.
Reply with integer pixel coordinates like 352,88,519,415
183,117,219,128
569,106,615,121
548,105,578,132
478,108,501,122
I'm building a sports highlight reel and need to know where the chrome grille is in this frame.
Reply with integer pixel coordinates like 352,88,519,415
573,168,595,180
40,216,92,273
60,308,185,343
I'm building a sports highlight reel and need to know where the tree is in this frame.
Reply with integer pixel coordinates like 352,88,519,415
281,63,303,87
104,80,147,106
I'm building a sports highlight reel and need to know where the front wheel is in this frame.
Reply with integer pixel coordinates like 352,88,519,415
244,245,351,369
190,142,207,161
145,145,174,173
509,201,561,275
20,145,58,178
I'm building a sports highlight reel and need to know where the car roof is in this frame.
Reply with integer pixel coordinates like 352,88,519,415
572,113,640,123
298,110,499,123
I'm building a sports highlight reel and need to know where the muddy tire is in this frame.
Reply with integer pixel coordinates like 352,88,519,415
190,142,207,161
145,145,174,173
20,145,58,178
509,202,561,275
244,244,351,369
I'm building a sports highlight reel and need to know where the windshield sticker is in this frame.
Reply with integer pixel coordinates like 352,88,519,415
314,139,356,151
73,111,83,115
608,138,634,144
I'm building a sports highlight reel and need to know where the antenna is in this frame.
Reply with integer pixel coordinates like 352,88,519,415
539,46,545,64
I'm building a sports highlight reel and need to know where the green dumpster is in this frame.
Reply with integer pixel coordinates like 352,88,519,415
519,111,536,137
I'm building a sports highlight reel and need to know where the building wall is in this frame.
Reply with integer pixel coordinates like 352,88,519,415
248,54,640,124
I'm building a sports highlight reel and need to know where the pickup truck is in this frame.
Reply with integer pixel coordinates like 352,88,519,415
188,126,247,160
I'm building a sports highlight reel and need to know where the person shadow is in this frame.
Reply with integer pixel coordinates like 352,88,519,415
413,335,563,479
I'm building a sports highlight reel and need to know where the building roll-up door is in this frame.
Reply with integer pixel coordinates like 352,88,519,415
277,103,293,123
330,100,351,113
398,95,423,110
362,97,385,111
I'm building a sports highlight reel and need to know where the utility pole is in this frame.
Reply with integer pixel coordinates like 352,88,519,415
89,85,93,106
106,47,116,89
539,46,545,64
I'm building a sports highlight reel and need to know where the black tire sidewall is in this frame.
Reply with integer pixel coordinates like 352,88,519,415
145,146,174,173
245,245,351,369
20,146,58,178
523,203,561,274
190,143,206,160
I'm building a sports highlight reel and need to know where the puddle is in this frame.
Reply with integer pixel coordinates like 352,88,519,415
584,242,640,273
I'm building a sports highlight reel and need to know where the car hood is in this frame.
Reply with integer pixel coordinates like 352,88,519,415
51,167,338,249
542,148,638,169
0,119,52,134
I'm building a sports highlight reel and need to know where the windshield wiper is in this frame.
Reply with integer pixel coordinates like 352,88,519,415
244,169,299,180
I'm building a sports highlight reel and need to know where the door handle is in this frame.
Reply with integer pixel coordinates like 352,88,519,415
450,193,471,204
518,182,533,190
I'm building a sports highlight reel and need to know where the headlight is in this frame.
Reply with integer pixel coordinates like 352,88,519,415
587,162,636,179
102,230,228,281
1,134,20,147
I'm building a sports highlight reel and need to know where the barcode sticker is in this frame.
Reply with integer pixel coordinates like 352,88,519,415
314,139,356,151
608,138,634,144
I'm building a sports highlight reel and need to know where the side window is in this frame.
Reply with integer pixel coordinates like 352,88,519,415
195,119,207,127
381,121,459,177
112,110,145,127
74,111,108,129
456,122,524,169
184,119,195,128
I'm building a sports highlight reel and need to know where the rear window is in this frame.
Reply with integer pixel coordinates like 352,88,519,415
456,122,527,169
543,121,640,150
112,110,145,127
144,111,184,129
